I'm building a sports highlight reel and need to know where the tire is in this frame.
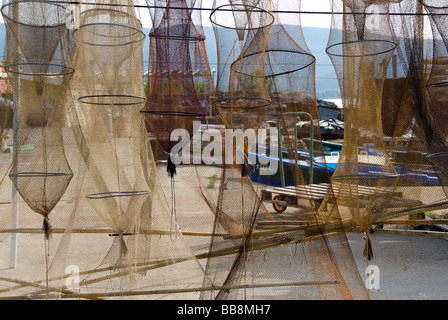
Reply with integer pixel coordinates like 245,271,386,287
272,194,287,213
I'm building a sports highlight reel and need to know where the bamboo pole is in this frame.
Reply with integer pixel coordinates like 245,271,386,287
373,229,448,238
0,228,229,237
0,280,340,300
4,199,446,298
375,219,448,226
376,200,448,223
0,223,352,297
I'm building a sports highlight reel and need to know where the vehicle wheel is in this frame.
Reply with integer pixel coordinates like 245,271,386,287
272,194,287,213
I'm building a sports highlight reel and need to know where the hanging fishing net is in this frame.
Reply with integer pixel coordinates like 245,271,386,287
72,2,146,106
262,0,320,188
0,0,77,296
326,0,402,261
1,0,74,77
211,0,273,134
2,0,74,240
374,0,447,233
1,0,445,301
141,0,208,178
420,0,448,196
197,0,369,300
38,0,208,298
324,0,444,265
69,0,156,292
198,0,274,300
261,0,368,299
0,0,207,299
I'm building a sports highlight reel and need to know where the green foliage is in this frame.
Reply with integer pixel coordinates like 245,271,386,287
207,174,220,188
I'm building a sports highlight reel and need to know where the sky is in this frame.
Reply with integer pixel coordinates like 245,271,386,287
136,0,332,29
0,1,332,29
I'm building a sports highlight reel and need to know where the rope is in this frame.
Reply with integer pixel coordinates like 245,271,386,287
31,1,446,16
170,176,178,242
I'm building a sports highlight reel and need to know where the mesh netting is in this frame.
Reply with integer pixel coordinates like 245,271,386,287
326,0,401,261
141,0,211,177
0,0,446,301
3,0,74,240
197,0,369,300
420,0,448,195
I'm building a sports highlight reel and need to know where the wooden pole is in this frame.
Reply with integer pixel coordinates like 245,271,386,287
373,229,448,238
0,280,340,300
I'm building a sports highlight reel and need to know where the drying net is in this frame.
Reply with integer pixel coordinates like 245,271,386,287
0,0,207,299
380,0,446,226
1,0,445,301
199,0,276,300
2,0,74,239
261,0,368,299
0,0,75,294
421,0,448,196
198,0,368,300
325,0,400,261
140,0,215,282
324,0,447,266
141,0,209,178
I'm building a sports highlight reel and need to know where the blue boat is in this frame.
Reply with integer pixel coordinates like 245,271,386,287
246,144,335,187
247,144,441,187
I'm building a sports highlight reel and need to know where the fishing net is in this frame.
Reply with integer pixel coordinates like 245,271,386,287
262,0,368,299
72,0,148,263
139,2,217,293
324,0,446,266
198,0,369,300
2,0,74,240
0,0,207,299
1,0,444,301
326,0,401,261
378,0,446,229
141,0,209,178
263,0,320,187
211,0,273,135
198,0,274,300
72,2,146,106
420,0,448,196
63,0,206,297
0,0,76,295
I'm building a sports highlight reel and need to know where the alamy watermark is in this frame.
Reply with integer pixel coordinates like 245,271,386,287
365,265,380,290
170,121,279,176
65,5,80,30
365,5,382,32
65,264,80,291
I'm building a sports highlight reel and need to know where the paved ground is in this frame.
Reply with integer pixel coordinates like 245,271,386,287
1,159,447,300
348,231,448,300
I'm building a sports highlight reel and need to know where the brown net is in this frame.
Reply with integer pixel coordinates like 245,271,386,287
141,0,209,178
67,0,206,296
262,0,368,299
324,0,447,268
199,0,275,300
0,0,75,294
1,0,446,301
421,0,448,195
326,0,400,261
381,0,443,225
3,0,74,240
0,0,207,299
198,0,369,300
